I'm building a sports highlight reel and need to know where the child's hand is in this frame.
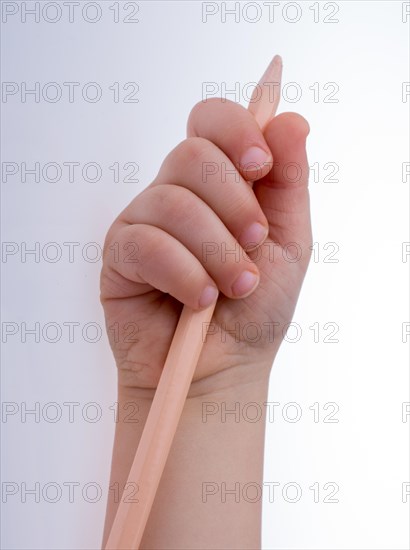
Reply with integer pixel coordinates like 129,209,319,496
100,98,311,393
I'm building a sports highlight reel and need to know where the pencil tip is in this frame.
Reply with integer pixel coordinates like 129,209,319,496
273,54,283,66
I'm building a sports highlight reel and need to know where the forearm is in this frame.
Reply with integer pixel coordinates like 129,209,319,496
102,365,271,549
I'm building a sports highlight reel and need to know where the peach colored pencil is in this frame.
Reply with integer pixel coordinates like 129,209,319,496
105,54,283,550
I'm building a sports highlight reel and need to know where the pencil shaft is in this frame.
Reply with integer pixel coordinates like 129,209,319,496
105,304,216,548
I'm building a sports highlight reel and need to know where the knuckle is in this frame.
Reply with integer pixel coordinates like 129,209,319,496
176,137,214,168
188,98,243,137
101,223,119,265
160,137,215,176
187,99,206,131
149,184,199,223
188,98,232,128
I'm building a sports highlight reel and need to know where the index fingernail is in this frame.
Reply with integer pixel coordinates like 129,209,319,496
240,146,270,171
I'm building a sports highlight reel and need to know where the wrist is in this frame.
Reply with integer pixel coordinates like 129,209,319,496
187,361,271,399
117,360,272,402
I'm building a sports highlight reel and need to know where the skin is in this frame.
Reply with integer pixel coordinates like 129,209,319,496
100,98,312,549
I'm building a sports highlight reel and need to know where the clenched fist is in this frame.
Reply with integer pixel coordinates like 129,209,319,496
100,98,311,394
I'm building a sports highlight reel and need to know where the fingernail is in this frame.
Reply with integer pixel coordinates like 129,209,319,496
199,285,219,308
240,146,270,171
239,222,268,250
232,270,259,298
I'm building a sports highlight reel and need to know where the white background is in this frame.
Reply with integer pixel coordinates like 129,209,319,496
1,1,409,548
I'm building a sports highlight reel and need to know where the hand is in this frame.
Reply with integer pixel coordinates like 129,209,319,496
100,98,311,394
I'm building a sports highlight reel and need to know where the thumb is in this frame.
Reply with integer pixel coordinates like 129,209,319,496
253,112,312,257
